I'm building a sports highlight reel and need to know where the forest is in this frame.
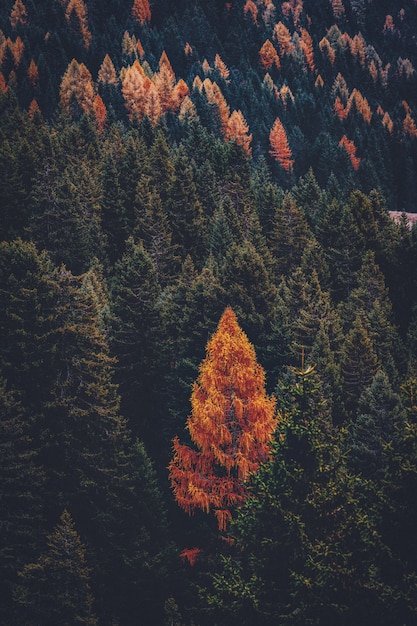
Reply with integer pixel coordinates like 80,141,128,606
1,0,417,624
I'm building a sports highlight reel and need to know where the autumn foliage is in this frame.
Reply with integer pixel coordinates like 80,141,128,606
169,307,277,531
131,0,151,25
269,117,294,172
339,134,361,171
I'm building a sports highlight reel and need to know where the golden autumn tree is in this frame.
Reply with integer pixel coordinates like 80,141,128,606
169,307,277,531
269,117,294,172
60,58,95,116
226,109,252,156
97,54,118,86
121,60,151,121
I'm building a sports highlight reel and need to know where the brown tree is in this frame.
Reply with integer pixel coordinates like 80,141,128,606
269,117,294,172
169,307,277,531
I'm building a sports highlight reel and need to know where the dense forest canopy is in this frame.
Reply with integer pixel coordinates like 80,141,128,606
1,0,417,624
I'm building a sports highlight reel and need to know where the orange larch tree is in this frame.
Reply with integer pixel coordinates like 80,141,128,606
339,134,360,171
28,97,40,118
97,54,118,86
10,0,28,28
131,0,151,25
300,27,315,72
0,71,7,93
169,307,277,531
214,53,230,82
226,109,252,156
269,117,294,172
60,58,95,116
259,39,280,71
65,0,91,50
243,0,258,23
27,58,38,89
202,78,230,133
273,22,292,57
93,94,106,131
154,51,176,114
121,60,151,121
319,36,336,64
282,0,303,27
403,112,417,138
329,0,345,20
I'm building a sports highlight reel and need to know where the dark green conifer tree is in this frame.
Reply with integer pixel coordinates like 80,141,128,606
15,509,97,626
109,236,168,453
205,366,382,625
0,379,45,625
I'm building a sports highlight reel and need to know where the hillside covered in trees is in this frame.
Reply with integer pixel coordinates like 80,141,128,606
1,0,417,624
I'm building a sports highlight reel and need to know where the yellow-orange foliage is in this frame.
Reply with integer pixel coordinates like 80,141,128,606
226,109,252,155
349,33,366,67
382,111,394,134
121,60,151,121
169,307,277,531
7,36,24,67
214,53,230,82
60,58,95,115
65,0,91,50
269,117,294,172
0,71,8,93
300,27,315,72
202,78,230,133
383,15,395,33
349,88,372,124
97,54,118,86
28,97,40,118
172,78,190,110
403,112,417,138
329,0,345,20
131,0,151,25
244,0,258,23
93,94,106,131
27,58,38,88
154,51,176,114
10,0,28,28
273,21,292,56
339,134,360,171
319,36,335,64
259,39,280,70
333,95,349,120
282,0,303,26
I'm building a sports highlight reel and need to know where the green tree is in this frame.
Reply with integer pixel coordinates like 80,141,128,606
340,315,379,418
15,509,97,626
110,237,167,448
0,379,45,625
205,365,381,625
